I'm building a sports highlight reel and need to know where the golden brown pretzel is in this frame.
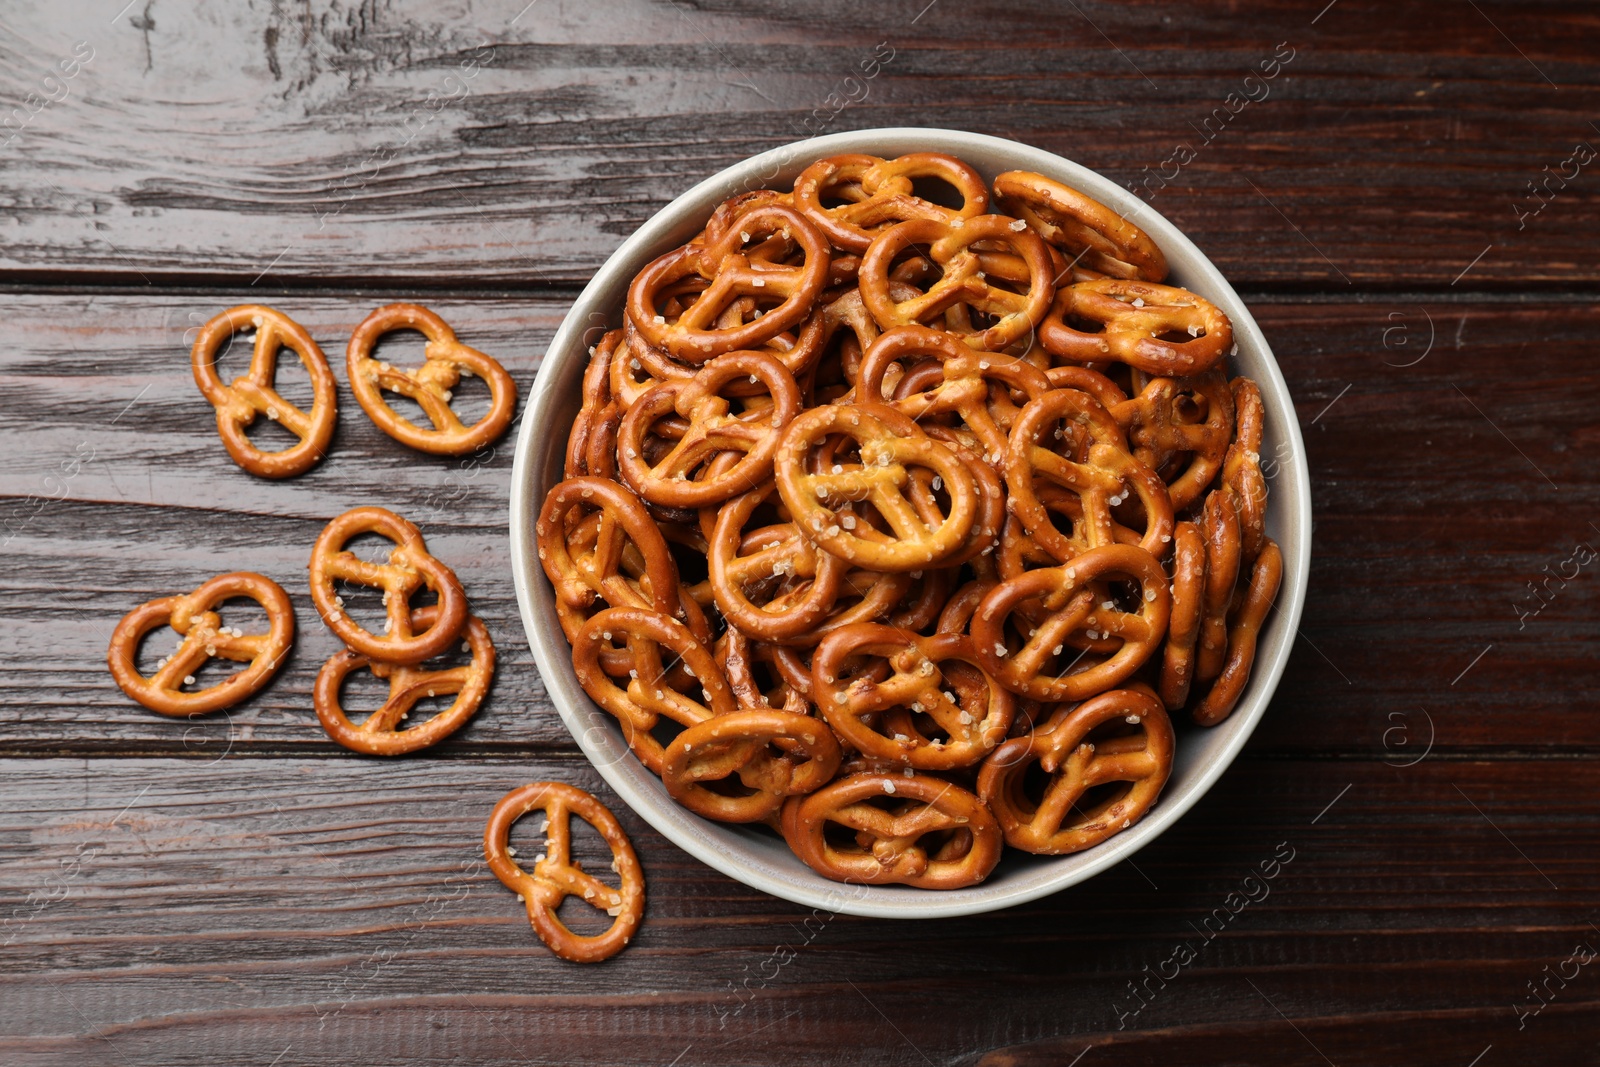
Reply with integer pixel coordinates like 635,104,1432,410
811,624,1013,769
992,170,1168,282
791,152,991,253
107,571,294,717
1159,521,1207,711
1223,377,1268,564
308,506,469,665
1113,371,1236,512
616,350,803,508
190,305,337,479
1196,489,1242,684
977,686,1174,853
773,403,979,573
1192,539,1282,726
858,215,1055,350
627,204,831,361
858,324,1052,467
1003,388,1174,563
708,483,846,642
783,772,1002,888
346,303,519,456
314,608,494,755
570,606,734,774
661,708,842,823
1040,280,1232,376
971,543,1171,702
536,477,685,623
484,781,644,963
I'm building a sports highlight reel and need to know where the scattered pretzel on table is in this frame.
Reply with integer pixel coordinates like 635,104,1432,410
190,305,338,479
107,571,295,716
531,148,1285,889
308,505,469,665
347,302,519,456
483,781,645,963
313,607,495,755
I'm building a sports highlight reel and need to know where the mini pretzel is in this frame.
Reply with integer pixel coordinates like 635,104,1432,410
484,781,644,963
1223,378,1267,564
857,325,1052,467
971,543,1171,702
708,483,846,642
347,303,519,456
1040,280,1232,376
107,571,294,717
791,152,991,253
1004,388,1174,563
1196,489,1242,684
1193,539,1282,726
773,403,979,573
627,204,831,361
1159,522,1207,711
536,477,685,622
1113,371,1236,512
784,772,1002,888
570,607,734,774
314,608,494,755
992,170,1167,282
616,351,802,508
661,708,842,823
978,686,1174,854
811,624,1013,770
190,305,337,479
858,215,1055,350
308,506,469,665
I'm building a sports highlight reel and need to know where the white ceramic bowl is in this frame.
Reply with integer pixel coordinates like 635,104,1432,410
509,127,1310,919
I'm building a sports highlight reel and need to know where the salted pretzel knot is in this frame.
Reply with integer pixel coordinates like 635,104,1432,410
308,506,469,665
978,686,1175,854
570,606,735,775
1112,371,1236,513
1041,279,1232,376
346,303,518,456
484,781,644,963
857,325,1052,468
1192,539,1283,727
107,571,294,717
661,708,842,823
190,305,337,479
992,170,1168,282
858,215,1055,351
811,624,1014,770
314,607,495,755
784,772,1003,889
627,204,831,361
1004,388,1174,563
791,152,991,253
773,403,979,573
535,477,685,622
616,350,803,508
1159,521,1207,711
971,543,1172,702
708,483,846,642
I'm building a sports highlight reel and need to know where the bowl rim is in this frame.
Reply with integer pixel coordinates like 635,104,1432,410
509,126,1311,919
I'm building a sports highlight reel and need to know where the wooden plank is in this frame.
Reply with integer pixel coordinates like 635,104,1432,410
2,292,1596,753
2,1,1598,288
1,755,1595,1064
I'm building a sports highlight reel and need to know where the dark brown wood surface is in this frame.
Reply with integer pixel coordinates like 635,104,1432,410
3,1,1598,1064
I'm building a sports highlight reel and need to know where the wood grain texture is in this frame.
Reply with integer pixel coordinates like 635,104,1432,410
1,0,1598,288
2,756,1596,1066
2,293,1595,754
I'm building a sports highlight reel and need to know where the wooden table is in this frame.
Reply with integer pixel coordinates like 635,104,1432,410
3,2,1597,1063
